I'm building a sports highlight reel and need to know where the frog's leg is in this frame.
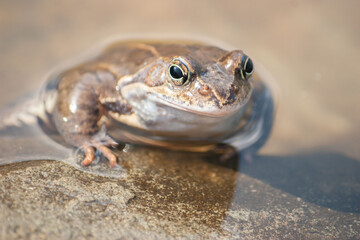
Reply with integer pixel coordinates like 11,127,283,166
54,69,131,167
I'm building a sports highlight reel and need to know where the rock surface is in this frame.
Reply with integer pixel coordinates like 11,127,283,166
1,146,359,239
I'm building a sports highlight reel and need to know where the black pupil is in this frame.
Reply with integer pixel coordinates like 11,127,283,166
170,66,184,79
245,58,254,73
245,58,253,74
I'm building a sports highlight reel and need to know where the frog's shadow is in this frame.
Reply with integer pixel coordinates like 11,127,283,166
209,151,360,214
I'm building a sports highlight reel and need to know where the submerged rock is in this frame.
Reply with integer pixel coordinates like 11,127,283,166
1,147,359,239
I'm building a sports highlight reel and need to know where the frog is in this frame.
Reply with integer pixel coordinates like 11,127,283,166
42,40,274,167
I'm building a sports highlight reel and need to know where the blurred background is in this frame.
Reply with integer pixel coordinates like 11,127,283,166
0,0,359,159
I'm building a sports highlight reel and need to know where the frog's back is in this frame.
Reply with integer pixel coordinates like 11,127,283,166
46,40,227,86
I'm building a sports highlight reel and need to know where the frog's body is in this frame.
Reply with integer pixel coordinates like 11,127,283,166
42,40,273,167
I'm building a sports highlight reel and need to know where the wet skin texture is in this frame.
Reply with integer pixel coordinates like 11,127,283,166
48,40,270,167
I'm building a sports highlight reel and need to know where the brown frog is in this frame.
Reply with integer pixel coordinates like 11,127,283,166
45,40,273,167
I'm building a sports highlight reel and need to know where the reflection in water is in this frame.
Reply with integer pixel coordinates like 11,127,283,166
238,153,360,213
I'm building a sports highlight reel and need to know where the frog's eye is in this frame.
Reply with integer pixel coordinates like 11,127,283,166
240,55,254,80
168,59,190,86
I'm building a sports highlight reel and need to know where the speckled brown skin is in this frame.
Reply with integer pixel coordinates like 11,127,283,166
51,41,254,167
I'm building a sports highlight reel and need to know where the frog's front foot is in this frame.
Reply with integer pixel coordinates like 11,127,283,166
79,126,119,167
81,144,118,167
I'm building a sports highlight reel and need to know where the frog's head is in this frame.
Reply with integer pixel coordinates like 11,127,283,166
117,44,254,137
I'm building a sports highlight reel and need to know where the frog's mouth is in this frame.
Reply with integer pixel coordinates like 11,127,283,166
157,97,244,118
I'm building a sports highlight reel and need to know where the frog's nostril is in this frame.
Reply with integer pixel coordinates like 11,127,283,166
198,85,211,96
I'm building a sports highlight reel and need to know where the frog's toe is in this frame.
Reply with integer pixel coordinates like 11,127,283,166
81,146,96,166
97,145,118,167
